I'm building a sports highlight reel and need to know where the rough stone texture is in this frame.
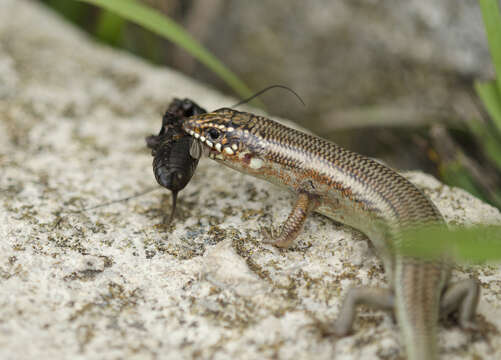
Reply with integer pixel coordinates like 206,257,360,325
1,1,501,360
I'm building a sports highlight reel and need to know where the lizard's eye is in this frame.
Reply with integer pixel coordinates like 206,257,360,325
208,128,221,141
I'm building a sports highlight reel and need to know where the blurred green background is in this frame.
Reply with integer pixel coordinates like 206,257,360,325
40,0,501,210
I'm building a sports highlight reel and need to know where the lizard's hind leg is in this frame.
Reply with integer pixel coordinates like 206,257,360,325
329,287,395,336
440,279,480,329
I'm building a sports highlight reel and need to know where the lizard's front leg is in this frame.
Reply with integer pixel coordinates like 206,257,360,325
262,191,319,248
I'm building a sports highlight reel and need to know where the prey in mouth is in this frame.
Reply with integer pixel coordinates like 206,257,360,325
182,108,247,161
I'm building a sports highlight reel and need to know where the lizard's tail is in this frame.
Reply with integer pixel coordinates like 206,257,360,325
394,260,444,360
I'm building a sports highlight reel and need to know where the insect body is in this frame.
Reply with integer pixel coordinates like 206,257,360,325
146,86,305,223
146,98,206,223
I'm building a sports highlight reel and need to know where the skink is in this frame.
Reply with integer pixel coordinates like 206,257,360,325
182,108,480,360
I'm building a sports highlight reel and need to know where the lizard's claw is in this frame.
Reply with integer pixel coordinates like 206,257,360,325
324,320,353,338
259,225,278,243
313,321,351,338
260,224,298,248
259,225,288,247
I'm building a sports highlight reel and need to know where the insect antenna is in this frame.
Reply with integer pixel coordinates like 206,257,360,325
231,84,305,108
52,187,159,230
62,187,159,215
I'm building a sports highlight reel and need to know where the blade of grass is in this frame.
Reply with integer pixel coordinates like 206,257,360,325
95,10,125,46
478,0,501,95
467,112,501,169
399,225,501,263
439,161,485,200
475,80,501,134
78,0,255,101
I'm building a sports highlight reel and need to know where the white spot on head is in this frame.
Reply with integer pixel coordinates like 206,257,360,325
249,157,263,169
224,147,234,155
231,144,238,151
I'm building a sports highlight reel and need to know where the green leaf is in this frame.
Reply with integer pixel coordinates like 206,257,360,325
467,115,501,170
399,225,501,263
478,0,501,95
78,0,254,100
95,10,125,46
475,80,501,134
439,161,485,200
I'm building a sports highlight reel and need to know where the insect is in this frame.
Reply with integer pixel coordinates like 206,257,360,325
146,98,206,223
146,86,303,224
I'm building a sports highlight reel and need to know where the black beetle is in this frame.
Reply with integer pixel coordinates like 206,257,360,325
146,98,206,223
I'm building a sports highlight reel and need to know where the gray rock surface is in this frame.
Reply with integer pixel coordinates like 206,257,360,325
1,1,501,359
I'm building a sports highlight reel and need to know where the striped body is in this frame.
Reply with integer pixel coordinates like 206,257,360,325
182,108,477,360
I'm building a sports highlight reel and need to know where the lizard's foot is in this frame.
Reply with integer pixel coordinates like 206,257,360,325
459,319,478,331
440,278,480,332
259,225,290,248
324,320,353,337
328,287,395,338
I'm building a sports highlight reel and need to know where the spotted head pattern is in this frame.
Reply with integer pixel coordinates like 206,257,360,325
182,108,264,160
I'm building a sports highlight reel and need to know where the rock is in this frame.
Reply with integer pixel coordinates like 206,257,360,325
1,1,500,359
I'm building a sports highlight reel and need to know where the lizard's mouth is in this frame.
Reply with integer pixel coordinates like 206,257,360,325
184,128,239,160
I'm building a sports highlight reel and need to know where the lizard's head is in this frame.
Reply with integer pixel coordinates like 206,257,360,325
183,107,288,182
182,108,263,162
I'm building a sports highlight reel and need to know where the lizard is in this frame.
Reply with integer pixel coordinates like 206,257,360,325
181,107,480,360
